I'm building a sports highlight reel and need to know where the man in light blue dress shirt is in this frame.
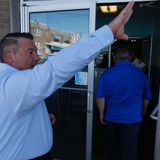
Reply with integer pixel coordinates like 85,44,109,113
0,2,134,160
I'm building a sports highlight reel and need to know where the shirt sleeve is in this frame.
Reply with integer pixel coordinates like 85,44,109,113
4,25,114,113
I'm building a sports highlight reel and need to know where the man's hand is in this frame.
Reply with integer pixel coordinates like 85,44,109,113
108,1,135,40
49,113,56,126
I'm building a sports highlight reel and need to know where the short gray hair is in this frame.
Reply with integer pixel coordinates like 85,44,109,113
0,37,18,62
0,32,34,62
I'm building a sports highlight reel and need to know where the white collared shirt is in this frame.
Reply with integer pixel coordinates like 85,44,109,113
0,25,113,160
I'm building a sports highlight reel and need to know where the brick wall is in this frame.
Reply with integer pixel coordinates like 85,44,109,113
0,0,10,39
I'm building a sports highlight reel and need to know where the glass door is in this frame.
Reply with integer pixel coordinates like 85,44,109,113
21,1,96,160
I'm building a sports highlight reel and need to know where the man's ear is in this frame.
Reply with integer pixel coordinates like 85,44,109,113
3,52,15,65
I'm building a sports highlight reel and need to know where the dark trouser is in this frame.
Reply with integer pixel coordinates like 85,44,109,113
105,121,141,160
30,151,51,160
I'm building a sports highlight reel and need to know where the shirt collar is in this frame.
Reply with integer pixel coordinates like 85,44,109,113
0,63,18,73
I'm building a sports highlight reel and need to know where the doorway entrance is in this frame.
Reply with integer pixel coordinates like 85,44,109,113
93,1,160,159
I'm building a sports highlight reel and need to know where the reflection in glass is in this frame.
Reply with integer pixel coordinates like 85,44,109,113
30,10,89,55
30,9,89,89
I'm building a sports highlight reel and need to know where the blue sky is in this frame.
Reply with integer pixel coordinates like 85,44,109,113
30,9,89,37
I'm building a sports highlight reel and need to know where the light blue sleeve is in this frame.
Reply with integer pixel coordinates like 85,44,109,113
5,25,114,113
48,25,114,83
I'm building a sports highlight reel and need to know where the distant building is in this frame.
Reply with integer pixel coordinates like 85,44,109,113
30,20,80,55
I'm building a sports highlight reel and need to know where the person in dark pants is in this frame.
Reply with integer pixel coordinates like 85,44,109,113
96,46,152,160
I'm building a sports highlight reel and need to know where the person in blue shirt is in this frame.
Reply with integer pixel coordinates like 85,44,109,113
96,46,152,160
0,2,134,160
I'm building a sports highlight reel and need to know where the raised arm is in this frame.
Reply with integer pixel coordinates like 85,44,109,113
1,2,135,114
108,1,134,40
